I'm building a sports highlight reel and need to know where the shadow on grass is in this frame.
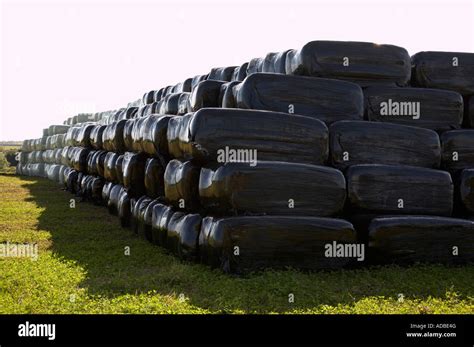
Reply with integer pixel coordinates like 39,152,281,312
22,176,474,313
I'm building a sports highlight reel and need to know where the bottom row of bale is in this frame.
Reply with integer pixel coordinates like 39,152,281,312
17,162,474,274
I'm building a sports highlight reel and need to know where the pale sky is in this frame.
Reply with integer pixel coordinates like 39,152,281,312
1,0,473,141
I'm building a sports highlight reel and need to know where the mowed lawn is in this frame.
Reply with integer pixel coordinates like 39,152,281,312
0,173,473,314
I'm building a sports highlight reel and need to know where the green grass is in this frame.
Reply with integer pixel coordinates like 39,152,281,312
0,174,473,314
0,146,19,175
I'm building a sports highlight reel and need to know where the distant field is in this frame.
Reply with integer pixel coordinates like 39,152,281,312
0,145,20,150
0,174,473,314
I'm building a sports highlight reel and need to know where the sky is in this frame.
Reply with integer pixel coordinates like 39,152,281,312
1,0,473,141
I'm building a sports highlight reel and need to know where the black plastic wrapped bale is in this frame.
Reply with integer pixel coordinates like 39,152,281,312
144,158,166,198
130,196,143,234
181,78,192,93
262,50,291,74
208,67,237,82
177,213,202,260
139,199,161,242
164,159,200,210
364,86,463,132
115,154,124,185
170,108,328,166
441,130,474,173
131,196,152,235
117,189,131,227
202,216,356,273
329,121,441,170
218,82,240,108
71,147,90,173
346,164,453,216
131,117,147,153
101,182,113,205
123,119,135,151
177,93,191,115
286,41,411,87
235,73,364,123
246,57,264,75
465,97,474,128
369,216,474,264
103,152,119,183
151,203,175,246
188,80,226,112
231,63,248,82
199,161,346,216
221,82,241,108
95,150,107,178
198,216,216,264
191,75,208,90
459,169,474,214
107,184,125,216
166,212,186,254
155,88,164,102
90,125,106,150
411,51,474,96
124,107,138,119
76,124,95,148
103,120,127,153
86,150,100,175
143,91,156,105
90,177,104,205
166,114,193,160
162,93,182,115
140,115,172,158
122,152,148,198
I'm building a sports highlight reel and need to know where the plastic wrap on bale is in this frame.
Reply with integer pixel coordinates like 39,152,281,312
117,189,131,227
138,199,161,242
235,73,364,124
459,169,474,214
151,203,175,246
369,216,474,264
329,120,441,170
411,51,474,96
364,86,463,132
164,159,201,211
208,66,237,82
131,196,152,235
144,158,166,198
441,130,474,173
122,152,148,198
231,63,248,82
102,120,127,153
286,41,411,87
89,125,106,150
103,152,120,183
188,80,226,112
199,161,346,216
201,216,356,273
107,184,125,215
139,115,172,158
165,212,202,260
168,108,328,166
346,164,453,216
262,50,292,74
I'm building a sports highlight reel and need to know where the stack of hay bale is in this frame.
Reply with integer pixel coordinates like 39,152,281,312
17,40,474,273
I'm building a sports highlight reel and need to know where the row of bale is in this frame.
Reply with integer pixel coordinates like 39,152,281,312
17,40,474,273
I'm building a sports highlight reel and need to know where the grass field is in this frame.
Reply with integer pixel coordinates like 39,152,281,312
0,173,473,314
